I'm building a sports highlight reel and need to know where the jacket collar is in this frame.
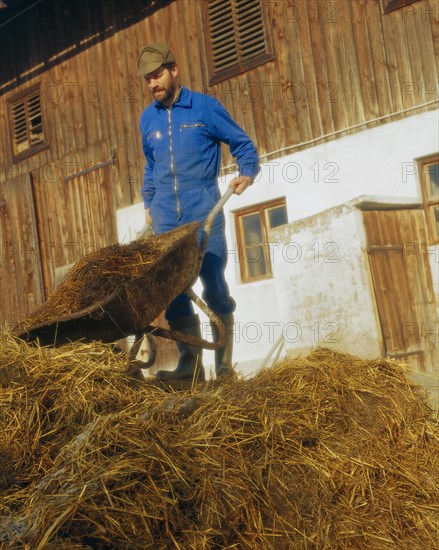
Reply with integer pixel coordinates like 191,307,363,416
154,86,192,109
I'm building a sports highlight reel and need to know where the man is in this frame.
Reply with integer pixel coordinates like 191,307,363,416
137,42,260,382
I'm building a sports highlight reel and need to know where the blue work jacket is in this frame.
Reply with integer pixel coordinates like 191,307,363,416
140,86,260,257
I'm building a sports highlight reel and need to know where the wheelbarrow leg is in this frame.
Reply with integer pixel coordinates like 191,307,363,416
127,332,157,380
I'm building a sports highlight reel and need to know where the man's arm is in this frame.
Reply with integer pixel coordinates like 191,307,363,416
209,99,260,193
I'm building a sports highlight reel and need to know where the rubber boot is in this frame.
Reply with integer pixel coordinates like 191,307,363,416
211,313,235,378
156,314,205,382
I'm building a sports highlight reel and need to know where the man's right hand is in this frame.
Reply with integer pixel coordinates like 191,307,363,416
145,208,152,225
229,175,253,195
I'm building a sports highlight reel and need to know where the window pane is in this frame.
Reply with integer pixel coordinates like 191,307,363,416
427,163,439,201
242,212,263,243
429,205,439,239
242,212,267,277
267,205,288,229
245,243,267,278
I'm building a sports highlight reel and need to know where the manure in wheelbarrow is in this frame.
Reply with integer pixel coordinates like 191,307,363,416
16,223,201,347
22,237,173,329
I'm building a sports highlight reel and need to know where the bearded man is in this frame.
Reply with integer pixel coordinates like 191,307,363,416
137,42,260,382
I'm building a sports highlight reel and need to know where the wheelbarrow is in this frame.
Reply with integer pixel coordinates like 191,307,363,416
15,188,234,379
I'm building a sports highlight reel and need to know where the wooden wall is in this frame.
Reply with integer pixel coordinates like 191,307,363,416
0,0,437,324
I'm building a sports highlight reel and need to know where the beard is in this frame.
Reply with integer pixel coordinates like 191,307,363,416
151,80,178,105
148,66,179,106
153,88,172,104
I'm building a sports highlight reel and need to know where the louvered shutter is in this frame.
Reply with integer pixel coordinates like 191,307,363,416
12,100,28,154
205,0,272,84
9,87,46,160
27,93,44,146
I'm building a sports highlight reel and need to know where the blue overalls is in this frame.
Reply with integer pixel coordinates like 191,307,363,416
140,86,260,321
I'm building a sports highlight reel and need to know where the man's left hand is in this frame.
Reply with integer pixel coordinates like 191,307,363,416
229,175,253,195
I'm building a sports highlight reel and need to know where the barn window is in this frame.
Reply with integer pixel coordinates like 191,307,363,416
417,154,439,244
382,0,420,14
234,198,288,283
203,0,273,85
8,85,47,162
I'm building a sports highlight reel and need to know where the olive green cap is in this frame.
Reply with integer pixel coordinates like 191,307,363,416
137,42,176,76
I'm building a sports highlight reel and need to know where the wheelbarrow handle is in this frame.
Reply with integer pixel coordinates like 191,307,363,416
137,187,233,248
204,186,234,234
198,186,234,261
135,223,154,241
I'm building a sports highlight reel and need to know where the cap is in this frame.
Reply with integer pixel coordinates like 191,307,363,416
137,42,176,76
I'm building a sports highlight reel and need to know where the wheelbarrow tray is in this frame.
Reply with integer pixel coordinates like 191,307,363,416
16,222,200,347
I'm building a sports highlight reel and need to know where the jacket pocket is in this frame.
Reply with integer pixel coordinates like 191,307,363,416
180,123,206,130
146,129,167,161
179,123,207,153
146,129,163,142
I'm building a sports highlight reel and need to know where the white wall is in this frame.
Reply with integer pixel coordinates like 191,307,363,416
270,203,383,359
116,110,439,376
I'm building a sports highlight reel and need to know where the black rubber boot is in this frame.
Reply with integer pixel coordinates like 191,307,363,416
156,314,205,382
211,313,236,378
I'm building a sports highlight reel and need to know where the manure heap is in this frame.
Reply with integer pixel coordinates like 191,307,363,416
0,335,438,549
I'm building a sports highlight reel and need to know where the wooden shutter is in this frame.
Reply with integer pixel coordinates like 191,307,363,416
205,0,273,84
8,85,47,161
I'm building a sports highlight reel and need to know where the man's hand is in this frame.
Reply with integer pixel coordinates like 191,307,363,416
229,175,253,195
145,208,152,225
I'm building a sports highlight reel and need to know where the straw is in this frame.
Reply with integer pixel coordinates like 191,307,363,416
0,336,438,549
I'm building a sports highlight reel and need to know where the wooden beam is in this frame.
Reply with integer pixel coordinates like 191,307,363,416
64,157,115,184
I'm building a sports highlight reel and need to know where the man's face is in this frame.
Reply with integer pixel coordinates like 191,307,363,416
144,64,179,106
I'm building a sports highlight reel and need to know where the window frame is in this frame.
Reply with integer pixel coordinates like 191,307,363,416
7,83,48,163
417,154,439,245
382,0,420,14
202,0,274,85
234,197,288,283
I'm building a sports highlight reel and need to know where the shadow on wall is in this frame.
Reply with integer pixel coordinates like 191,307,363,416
0,0,173,93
